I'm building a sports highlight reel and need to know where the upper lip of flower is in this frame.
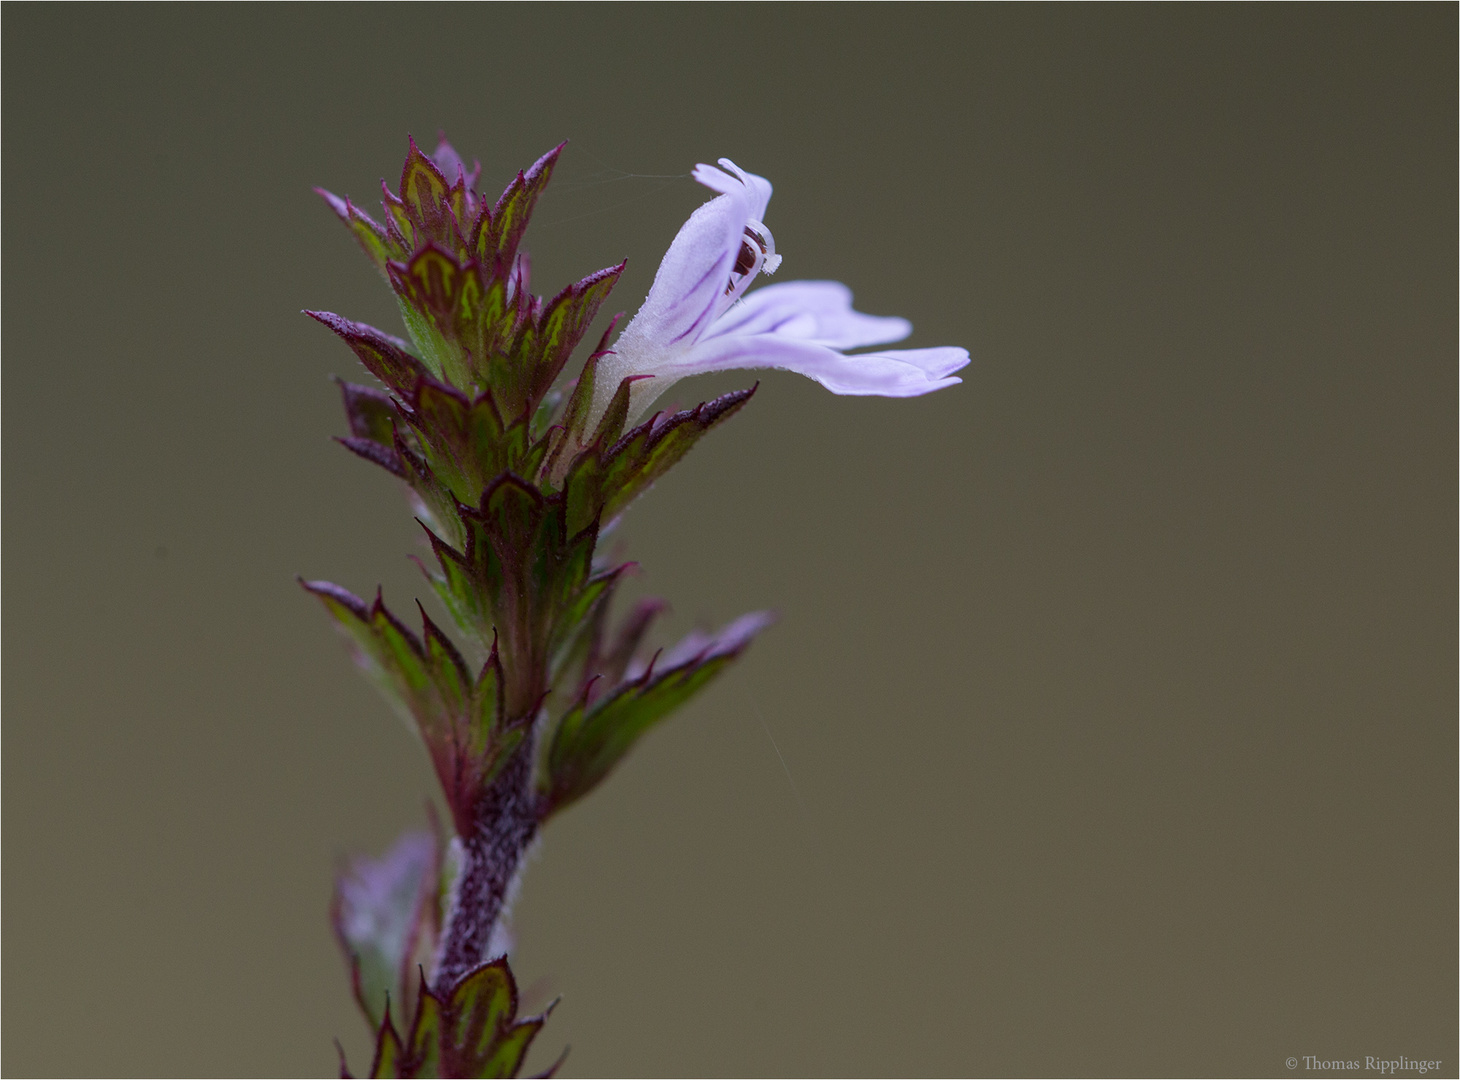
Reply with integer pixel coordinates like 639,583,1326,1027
588,158,970,431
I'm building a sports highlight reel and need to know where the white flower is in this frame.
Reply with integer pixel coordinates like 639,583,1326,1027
590,159,970,431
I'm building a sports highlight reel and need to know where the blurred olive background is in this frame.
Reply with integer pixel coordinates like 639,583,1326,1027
4,6,1455,1077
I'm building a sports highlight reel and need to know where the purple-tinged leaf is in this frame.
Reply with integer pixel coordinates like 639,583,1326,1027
317,188,401,274
418,519,496,645
513,263,625,418
475,143,564,277
590,597,667,701
398,135,460,250
387,245,476,385
380,181,416,253
353,958,549,1078
430,133,481,199
337,379,401,445
307,311,430,397
544,611,775,813
406,977,444,1077
367,1003,406,1079
338,436,407,478
301,580,521,836
561,385,755,534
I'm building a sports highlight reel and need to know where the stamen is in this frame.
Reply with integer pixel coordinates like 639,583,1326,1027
745,220,781,275
724,220,782,295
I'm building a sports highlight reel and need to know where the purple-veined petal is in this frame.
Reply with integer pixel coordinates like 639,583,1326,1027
705,280,913,349
618,190,745,352
596,163,777,421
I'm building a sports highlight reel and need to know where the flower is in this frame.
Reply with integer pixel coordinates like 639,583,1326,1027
590,159,970,430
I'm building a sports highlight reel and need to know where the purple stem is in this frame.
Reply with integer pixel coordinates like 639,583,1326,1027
433,745,539,991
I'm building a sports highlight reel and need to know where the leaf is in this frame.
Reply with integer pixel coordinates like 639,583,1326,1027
437,958,552,1079
591,597,667,696
480,1019,546,1079
448,962,514,1063
338,435,407,478
475,143,564,276
301,580,429,724
307,311,431,397
387,245,476,384
398,136,459,250
317,188,401,275
545,611,775,813
515,264,625,416
600,386,756,523
418,519,495,644
559,386,755,535
407,986,444,1078
368,1005,407,1079
338,379,401,445
301,580,519,835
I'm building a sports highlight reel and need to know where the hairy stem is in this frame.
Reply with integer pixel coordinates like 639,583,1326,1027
433,744,539,991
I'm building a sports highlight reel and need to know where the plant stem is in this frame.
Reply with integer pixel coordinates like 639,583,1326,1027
433,744,539,991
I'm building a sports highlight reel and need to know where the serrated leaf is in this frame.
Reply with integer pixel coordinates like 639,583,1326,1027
545,611,775,812
339,379,401,445
308,311,431,397
399,136,458,250
302,580,521,836
591,597,667,697
599,386,755,523
338,435,405,478
408,985,444,1078
368,1006,406,1079
449,962,513,1061
476,143,563,276
515,264,624,417
427,958,549,1079
388,246,475,385
430,135,481,197
318,188,401,275
480,1019,544,1079
418,520,494,644
560,386,754,535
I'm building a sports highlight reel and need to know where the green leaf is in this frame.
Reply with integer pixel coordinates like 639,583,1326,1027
388,246,475,385
418,521,494,644
300,580,428,727
479,1019,544,1079
428,958,551,1079
545,611,775,812
408,986,444,1078
448,962,513,1062
398,136,457,250
517,264,624,416
559,386,754,535
301,580,519,835
475,143,563,274
368,1008,407,1079
598,386,755,524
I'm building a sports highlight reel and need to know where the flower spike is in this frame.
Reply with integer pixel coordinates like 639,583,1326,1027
307,135,963,1074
